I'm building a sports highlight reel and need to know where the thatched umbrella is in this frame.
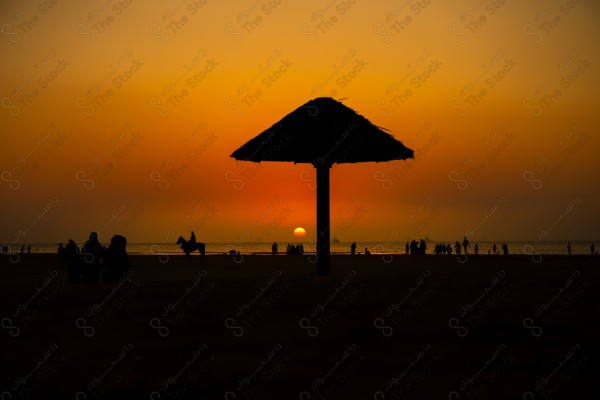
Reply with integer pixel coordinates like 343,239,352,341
231,97,413,275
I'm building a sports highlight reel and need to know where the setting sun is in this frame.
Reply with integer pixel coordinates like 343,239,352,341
293,227,306,238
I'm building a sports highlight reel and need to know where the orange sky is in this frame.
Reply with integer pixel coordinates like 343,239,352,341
1,0,599,245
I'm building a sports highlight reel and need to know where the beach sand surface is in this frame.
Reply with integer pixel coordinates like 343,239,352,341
1,254,599,399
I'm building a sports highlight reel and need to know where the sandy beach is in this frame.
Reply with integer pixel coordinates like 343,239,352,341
1,253,598,399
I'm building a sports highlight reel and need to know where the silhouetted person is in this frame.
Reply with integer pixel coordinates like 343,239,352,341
474,243,479,255
455,241,461,255
462,236,470,254
435,243,446,255
103,235,130,283
286,243,291,255
447,243,452,255
351,242,357,255
502,242,509,255
410,240,418,255
405,242,409,254
27,245,31,255
419,239,426,255
189,231,196,244
492,243,497,255
567,241,571,255
65,239,81,284
442,244,448,254
21,246,25,255
272,242,278,255
82,232,103,284
364,247,371,255
591,243,596,256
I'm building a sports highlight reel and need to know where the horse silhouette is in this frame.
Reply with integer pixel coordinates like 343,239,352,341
176,236,205,263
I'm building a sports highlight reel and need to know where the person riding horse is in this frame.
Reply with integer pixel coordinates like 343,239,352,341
176,234,205,263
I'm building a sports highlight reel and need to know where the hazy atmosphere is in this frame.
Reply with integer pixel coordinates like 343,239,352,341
2,1,599,245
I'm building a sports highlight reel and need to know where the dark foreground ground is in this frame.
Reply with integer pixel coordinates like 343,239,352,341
1,253,599,399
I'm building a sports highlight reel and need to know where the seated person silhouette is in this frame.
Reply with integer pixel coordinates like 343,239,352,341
102,235,131,283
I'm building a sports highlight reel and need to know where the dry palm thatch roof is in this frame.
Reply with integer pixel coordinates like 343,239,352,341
230,97,414,167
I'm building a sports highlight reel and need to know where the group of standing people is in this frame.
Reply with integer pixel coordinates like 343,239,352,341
432,239,509,255
270,242,305,255
432,237,475,255
286,243,304,255
408,236,513,256
61,231,130,284
406,239,427,255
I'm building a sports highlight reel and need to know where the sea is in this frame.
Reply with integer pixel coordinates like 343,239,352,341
5,241,595,256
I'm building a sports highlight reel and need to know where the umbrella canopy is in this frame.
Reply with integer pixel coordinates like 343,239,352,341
231,97,413,166
231,97,414,275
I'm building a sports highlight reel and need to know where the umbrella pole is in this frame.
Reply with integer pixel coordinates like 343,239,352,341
316,164,331,275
